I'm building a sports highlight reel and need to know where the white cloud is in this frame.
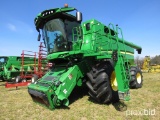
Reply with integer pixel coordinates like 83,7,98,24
7,23,17,31
16,20,35,34
28,29,34,33
6,20,35,34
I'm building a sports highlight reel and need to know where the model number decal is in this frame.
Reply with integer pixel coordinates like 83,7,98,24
63,89,67,94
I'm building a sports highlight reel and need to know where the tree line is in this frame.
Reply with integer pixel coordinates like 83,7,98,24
150,55,160,65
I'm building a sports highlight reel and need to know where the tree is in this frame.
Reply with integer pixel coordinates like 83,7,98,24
134,55,144,67
150,55,160,65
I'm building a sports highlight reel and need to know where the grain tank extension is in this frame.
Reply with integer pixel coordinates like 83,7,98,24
28,4,143,109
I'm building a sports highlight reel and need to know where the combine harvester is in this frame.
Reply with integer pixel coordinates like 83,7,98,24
5,42,48,89
28,4,143,110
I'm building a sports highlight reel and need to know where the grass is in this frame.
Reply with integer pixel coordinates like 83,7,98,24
0,73,160,120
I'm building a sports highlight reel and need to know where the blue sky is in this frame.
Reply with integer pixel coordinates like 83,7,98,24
0,0,160,58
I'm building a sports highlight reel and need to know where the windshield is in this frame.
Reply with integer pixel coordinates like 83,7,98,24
42,18,80,53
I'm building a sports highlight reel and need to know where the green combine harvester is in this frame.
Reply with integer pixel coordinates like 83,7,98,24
0,56,36,81
28,4,143,109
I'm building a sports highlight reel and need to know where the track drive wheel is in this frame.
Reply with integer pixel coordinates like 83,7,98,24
129,66,143,89
86,62,119,104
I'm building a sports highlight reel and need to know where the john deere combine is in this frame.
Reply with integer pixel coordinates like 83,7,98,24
28,4,143,109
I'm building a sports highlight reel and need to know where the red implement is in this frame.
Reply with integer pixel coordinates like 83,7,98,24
5,81,31,89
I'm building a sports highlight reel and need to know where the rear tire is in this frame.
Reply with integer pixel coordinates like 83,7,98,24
86,62,119,104
31,74,38,83
129,66,143,89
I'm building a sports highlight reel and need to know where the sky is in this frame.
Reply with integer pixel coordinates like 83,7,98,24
0,0,160,58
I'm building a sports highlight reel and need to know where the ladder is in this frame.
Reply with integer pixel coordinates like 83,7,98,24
108,23,130,101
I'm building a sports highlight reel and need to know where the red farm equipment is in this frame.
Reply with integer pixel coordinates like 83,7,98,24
31,42,48,82
5,42,48,89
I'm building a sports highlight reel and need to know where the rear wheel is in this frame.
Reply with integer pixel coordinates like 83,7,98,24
86,62,119,104
129,66,143,88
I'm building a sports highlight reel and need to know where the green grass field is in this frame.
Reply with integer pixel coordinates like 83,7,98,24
0,73,160,120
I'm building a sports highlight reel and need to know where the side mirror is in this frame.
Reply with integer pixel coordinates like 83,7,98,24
76,11,82,22
37,33,41,41
137,48,142,54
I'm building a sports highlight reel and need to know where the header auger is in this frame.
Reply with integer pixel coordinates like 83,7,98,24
28,4,143,109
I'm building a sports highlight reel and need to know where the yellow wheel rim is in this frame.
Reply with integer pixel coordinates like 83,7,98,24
110,71,118,91
136,73,142,84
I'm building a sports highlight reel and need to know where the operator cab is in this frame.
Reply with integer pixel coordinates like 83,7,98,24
35,5,82,54
42,18,80,53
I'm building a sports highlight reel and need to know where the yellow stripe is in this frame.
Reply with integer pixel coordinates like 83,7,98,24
120,51,134,56
101,51,134,56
